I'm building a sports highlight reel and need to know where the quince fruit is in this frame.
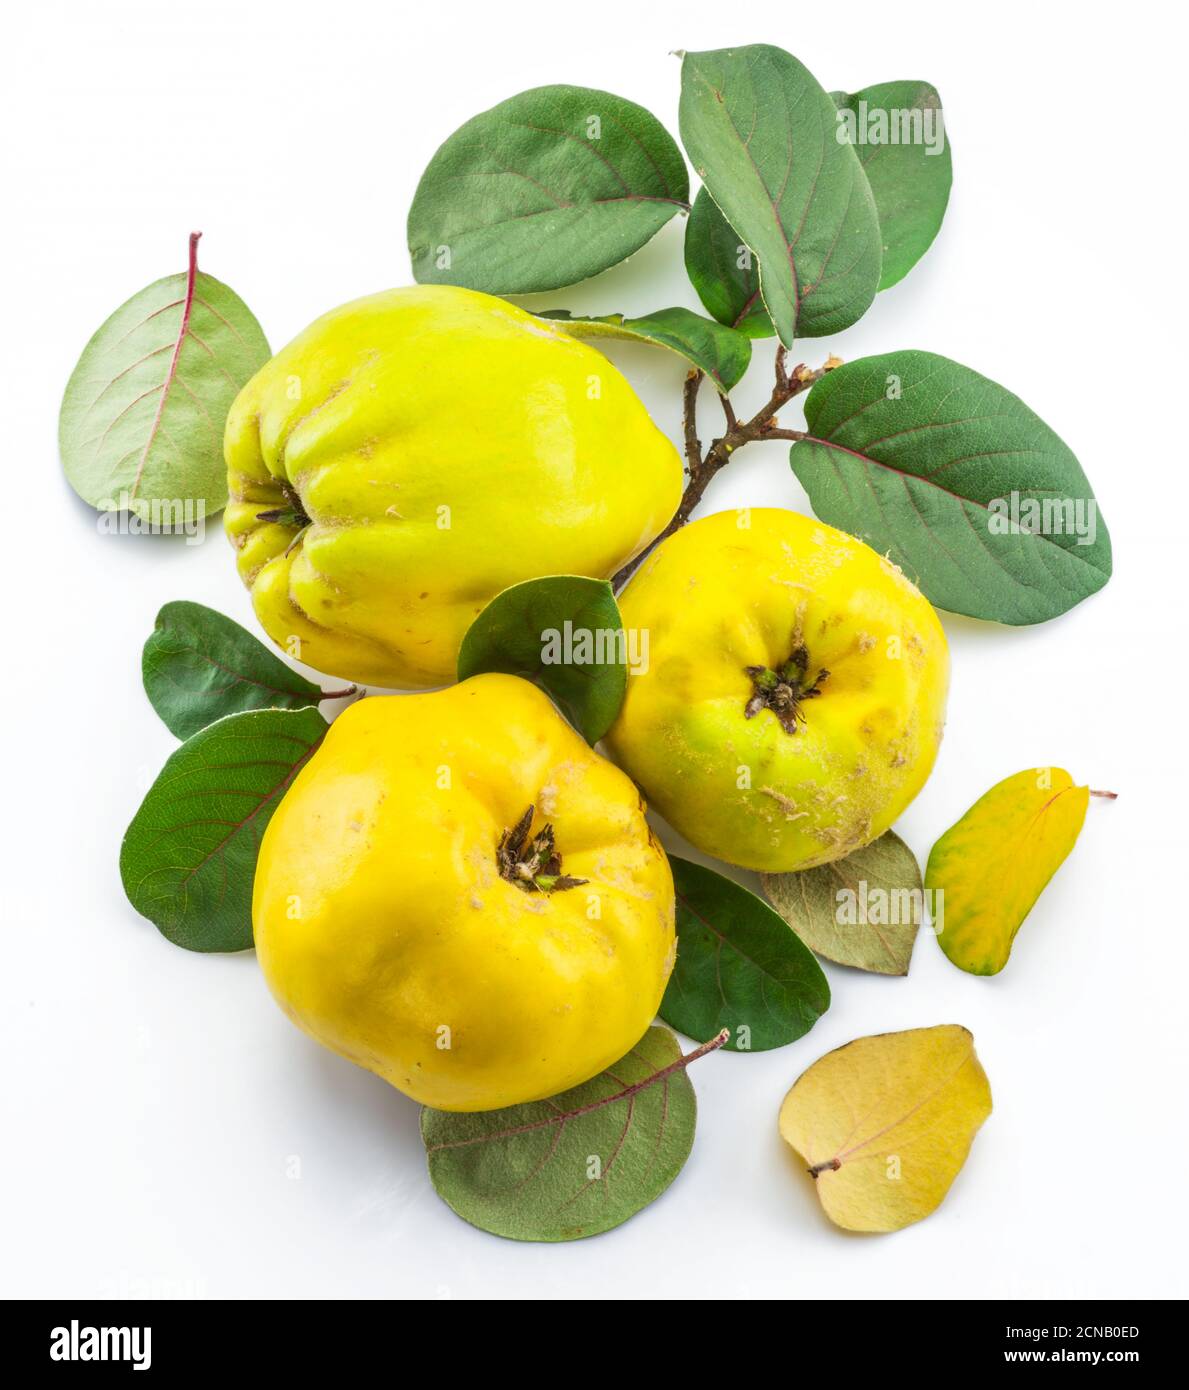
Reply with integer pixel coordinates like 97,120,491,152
253,674,676,1111
224,286,681,688
605,509,949,872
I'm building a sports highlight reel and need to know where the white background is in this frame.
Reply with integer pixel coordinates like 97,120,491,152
5,0,1187,1300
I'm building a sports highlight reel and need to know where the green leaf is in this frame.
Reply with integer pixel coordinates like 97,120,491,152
456,576,628,744
59,232,270,522
661,858,829,1053
537,307,751,392
408,85,689,294
678,45,881,346
761,832,924,976
684,82,950,329
143,601,342,740
790,351,1112,624
833,81,952,290
683,189,773,338
119,707,326,952
422,1025,716,1242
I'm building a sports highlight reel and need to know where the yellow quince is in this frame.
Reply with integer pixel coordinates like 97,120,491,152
253,674,676,1112
605,509,949,872
224,286,681,688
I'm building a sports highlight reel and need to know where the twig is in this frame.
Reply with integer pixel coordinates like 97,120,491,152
682,371,703,480
612,353,835,590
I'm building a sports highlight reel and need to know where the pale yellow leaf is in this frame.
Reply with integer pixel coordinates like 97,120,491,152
779,1024,992,1233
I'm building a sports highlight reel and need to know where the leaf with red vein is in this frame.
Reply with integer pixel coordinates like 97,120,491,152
408,85,689,294
790,350,1112,624
120,707,326,952
688,79,952,330
423,1025,724,1241
60,232,269,522
143,600,332,740
679,46,882,346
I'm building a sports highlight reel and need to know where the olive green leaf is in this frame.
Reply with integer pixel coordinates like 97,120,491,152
457,576,627,744
761,831,924,976
143,600,353,740
422,1025,726,1242
537,308,751,393
661,858,830,1053
408,85,689,294
120,707,326,952
678,45,882,346
790,351,1112,623
59,232,269,522
832,81,952,290
683,189,773,337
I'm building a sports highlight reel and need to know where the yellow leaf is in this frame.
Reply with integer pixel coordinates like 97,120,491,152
926,767,1090,975
779,1024,992,1233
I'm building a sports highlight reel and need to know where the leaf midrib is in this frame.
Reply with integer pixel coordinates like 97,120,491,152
425,1039,691,1153
675,888,821,1017
156,636,316,702
802,433,1108,573
141,729,324,896
128,244,201,501
688,62,801,330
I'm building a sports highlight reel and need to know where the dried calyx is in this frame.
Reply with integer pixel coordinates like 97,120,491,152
744,645,829,735
256,480,311,530
497,805,588,894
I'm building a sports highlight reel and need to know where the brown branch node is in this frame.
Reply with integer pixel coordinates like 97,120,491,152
611,351,839,590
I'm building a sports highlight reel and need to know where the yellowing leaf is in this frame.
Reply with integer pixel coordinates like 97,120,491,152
761,831,924,977
779,1025,992,1233
926,768,1090,975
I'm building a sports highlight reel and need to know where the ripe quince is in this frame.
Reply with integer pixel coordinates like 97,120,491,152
605,509,949,872
224,286,681,688
253,674,676,1111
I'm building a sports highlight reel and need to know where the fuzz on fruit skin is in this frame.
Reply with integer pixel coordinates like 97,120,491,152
605,508,950,873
